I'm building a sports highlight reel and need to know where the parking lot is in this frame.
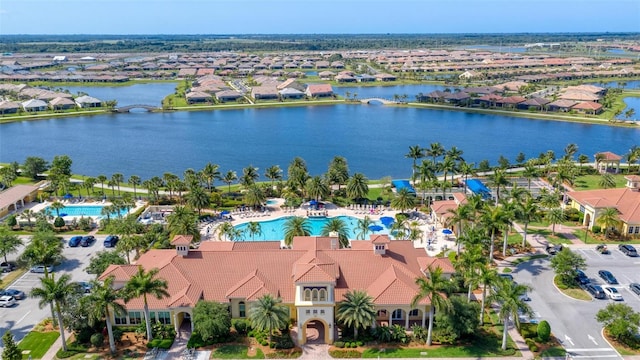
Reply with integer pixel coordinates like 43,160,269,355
0,235,111,343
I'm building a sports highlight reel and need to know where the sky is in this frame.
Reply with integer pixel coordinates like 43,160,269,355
0,0,638,35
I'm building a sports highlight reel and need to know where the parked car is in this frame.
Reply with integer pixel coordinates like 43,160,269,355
80,235,96,247
0,296,16,307
0,262,15,273
546,244,563,255
3,289,25,300
104,235,119,248
604,287,624,301
596,244,610,254
618,244,638,257
575,269,590,285
68,236,83,247
75,281,92,293
630,283,640,295
498,273,514,281
586,284,606,299
599,270,619,284
30,265,53,273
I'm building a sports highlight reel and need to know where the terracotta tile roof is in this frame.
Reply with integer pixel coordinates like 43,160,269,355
595,151,622,161
625,175,640,182
371,235,390,244
568,188,640,223
572,101,603,111
171,235,193,246
0,185,38,210
102,237,453,311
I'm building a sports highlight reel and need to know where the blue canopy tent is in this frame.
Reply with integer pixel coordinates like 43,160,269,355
465,179,492,200
391,180,416,195
63,193,73,199
369,225,384,232
380,216,395,228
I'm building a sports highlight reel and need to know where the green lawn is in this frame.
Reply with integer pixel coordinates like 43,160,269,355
573,174,629,190
553,275,592,301
18,331,59,359
572,229,640,245
212,345,264,359
508,229,570,246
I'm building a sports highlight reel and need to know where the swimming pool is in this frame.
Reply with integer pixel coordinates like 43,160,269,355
44,205,126,218
233,215,392,241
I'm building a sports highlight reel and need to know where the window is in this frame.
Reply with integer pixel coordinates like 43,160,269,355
128,311,142,325
320,309,325,314
306,309,310,314
158,311,171,325
114,314,127,325
392,309,403,320
304,289,311,301
631,227,635,234
409,309,419,317
312,289,319,301
319,289,327,301
239,302,246,318
149,312,156,323
377,310,387,317
313,309,318,314
635,227,639,234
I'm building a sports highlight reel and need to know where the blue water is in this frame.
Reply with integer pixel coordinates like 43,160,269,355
233,215,390,241
622,97,640,121
62,82,178,107
45,205,126,218
335,84,448,100
1,104,638,180
589,81,640,90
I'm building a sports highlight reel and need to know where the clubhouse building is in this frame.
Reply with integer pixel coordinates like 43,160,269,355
100,235,453,344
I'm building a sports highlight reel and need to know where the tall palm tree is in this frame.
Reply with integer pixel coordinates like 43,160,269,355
240,165,260,188
111,173,124,196
599,173,616,189
522,161,540,192
283,216,311,246
264,165,283,189
346,173,369,201
356,216,373,240
425,142,445,164
478,265,499,325
31,273,77,351
490,279,533,350
166,206,199,240
411,266,452,346
246,221,263,241
446,204,474,252
517,197,541,247
488,168,510,205
597,207,621,239
0,225,22,264
480,204,511,263
321,217,350,248
215,222,235,241
49,201,65,217
563,143,578,161
222,170,238,193
20,230,63,278
128,175,141,199
305,176,329,202
439,156,456,185
97,175,108,197
336,290,376,340
186,185,210,215
391,187,415,214
82,276,126,354
405,145,424,187
249,294,289,344
458,161,477,193
123,266,169,341
454,244,486,300
327,156,350,191
201,163,221,193
547,207,565,236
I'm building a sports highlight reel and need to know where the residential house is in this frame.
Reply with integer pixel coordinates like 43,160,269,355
185,91,212,104
215,90,244,103
74,95,103,108
49,96,76,110
356,74,376,82
459,70,482,80
318,71,336,80
251,86,279,100
277,78,306,92
572,101,603,115
566,176,640,237
517,97,551,111
546,99,577,112
305,84,334,98
21,99,47,112
0,100,20,114
279,88,305,99
375,73,397,82
100,235,454,345
497,96,526,109
0,185,39,218
443,91,470,105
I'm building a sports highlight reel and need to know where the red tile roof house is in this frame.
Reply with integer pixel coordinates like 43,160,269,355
100,235,453,345
305,84,334,98
566,176,640,238
571,101,603,115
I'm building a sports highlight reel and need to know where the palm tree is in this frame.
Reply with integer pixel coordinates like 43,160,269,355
167,206,199,240
222,170,238,193
283,216,311,246
547,207,565,236
454,243,486,300
488,168,510,205
327,156,350,190
563,143,578,161
356,216,373,240
21,209,35,228
597,207,621,239
31,273,77,351
336,290,376,340
522,161,540,192
599,173,616,189
128,175,141,199
249,294,289,344
405,145,424,187
49,201,65,217
411,266,452,346
490,279,533,350
0,226,22,264
186,185,210,215
82,276,126,354
240,165,260,188
391,187,415,214
201,163,221,193
97,175,107,196
517,197,541,247
425,142,445,164
214,222,235,241
321,217,350,248
264,165,283,189
111,173,124,196
346,173,369,201
458,161,477,193
478,265,499,325
123,266,169,341
246,221,263,241
305,176,329,202
20,230,63,278
480,204,511,263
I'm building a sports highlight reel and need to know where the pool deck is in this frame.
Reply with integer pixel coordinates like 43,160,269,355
201,198,456,257
25,199,146,222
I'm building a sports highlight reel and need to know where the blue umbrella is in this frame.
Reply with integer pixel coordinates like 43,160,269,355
309,199,318,205
63,193,73,199
441,229,453,235
380,216,395,227
60,213,68,217
220,210,230,215
368,225,383,232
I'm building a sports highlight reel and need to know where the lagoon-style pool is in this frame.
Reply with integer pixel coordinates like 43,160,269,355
233,215,392,241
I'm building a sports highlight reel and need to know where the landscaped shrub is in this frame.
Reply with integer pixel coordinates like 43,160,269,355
187,332,205,349
232,319,250,335
592,225,601,234
261,340,268,346
55,341,87,358
525,338,539,352
356,341,363,347
334,341,345,348
537,320,551,342
147,338,174,349
328,349,361,358
519,323,537,339
112,328,124,344
273,335,295,349
54,216,65,228
90,333,104,349
564,208,582,222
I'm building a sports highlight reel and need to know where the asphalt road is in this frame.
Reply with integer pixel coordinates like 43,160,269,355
512,245,640,360
0,234,112,345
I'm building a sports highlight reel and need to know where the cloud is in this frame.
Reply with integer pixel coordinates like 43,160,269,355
0,9,8,14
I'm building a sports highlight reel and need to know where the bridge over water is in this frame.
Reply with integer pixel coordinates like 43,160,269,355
359,98,397,105
114,104,160,113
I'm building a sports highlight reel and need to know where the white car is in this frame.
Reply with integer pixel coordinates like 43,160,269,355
30,265,53,273
0,296,16,307
604,287,623,301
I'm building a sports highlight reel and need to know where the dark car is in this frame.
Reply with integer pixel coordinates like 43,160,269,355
498,273,514,282
575,269,590,285
618,244,638,257
80,235,95,247
3,289,25,300
546,244,563,255
0,262,15,273
586,284,606,299
630,283,640,295
596,244,610,254
104,235,119,248
68,236,83,247
598,270,618,284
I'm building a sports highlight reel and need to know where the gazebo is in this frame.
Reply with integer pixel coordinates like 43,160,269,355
594,151,622,174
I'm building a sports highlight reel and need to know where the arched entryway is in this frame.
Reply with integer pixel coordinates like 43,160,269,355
302,318,328,344
584,213,591,227
174,311,193,334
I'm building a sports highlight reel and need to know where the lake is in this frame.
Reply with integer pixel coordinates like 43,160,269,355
1,103,638,180
62,82,178,107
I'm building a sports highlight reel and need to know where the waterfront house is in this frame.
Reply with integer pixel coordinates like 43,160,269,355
251,86,279,100
572,101,603,115
277,78,306,92
0,100,20,114
517,97,551,111
215,90,244,102
305,84,334,98
318,71,336,80
375,73,397,82
459,70,482,80
567,176,640,237
0,185,39,218
356,74,376,82
185,91,212,104
443,91,470,105
497,96,526,109
279,88,305,99
475,94,504,107
49,96,76,110
559,91,601,102
546,99,577,112
21,99,47,112
74,95,103,108
100,235,454,345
